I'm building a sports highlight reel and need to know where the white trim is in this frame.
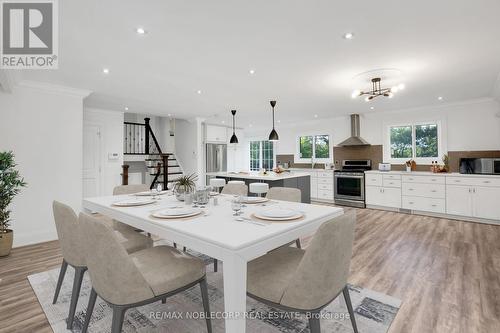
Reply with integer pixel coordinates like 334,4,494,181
16,80,92,98
13,230,58,248
383,120,446,164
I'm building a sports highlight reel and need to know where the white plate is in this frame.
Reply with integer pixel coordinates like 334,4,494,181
258,207,297,218
253,211,303,221
152,208,202,219
112,199,155,207
242,196,268,204
135,190,170,196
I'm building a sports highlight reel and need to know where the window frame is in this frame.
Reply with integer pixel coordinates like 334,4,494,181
295,134,332,163
249,140,276,171
384,120,443,164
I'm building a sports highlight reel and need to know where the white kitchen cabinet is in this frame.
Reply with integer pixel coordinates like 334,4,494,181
366,186,401,208
205,125,227,143
472,187,500,220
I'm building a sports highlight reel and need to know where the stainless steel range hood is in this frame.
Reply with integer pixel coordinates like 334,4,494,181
337,114,370,146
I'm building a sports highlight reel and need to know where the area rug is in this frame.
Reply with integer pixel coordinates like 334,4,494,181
28,254,401,333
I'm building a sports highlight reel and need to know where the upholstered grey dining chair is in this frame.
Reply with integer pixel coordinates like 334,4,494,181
266,187,302,248
112,184,150,232
246,211,358,333
79,213,212,333
221,183,248,196
52,201,152,329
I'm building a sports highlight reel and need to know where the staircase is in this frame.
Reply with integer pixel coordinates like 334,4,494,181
122,117,183,189
146,153,184,189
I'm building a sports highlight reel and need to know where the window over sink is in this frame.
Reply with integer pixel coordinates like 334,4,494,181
386,122,442,164
295,134,331,163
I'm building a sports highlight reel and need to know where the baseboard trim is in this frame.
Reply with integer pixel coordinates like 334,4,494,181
12,230,58,248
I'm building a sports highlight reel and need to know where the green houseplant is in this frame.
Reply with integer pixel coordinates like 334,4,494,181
173,173,197,201
0,151,27,257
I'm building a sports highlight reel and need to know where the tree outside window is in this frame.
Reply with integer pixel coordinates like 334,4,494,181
298,135,330,160
389,123,439,161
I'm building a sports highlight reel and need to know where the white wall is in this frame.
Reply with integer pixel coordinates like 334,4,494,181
244,98,500,165
83,108,124,196
0,83,88,247
174,118,204,185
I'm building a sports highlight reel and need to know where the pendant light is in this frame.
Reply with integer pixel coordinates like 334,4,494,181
229,109,238,144
268,100,279,141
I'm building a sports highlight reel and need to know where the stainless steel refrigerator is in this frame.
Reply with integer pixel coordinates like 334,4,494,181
206,143,227,185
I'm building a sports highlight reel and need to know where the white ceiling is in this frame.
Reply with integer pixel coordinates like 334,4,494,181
18,0,500,127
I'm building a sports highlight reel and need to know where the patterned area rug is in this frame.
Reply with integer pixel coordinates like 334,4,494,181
28,253,401,333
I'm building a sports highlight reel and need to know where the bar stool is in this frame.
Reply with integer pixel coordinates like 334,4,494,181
228,180,245,185
209,178,226,193
249,182,269,197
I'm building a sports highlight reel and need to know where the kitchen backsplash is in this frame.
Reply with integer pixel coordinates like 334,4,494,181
277,147,500,172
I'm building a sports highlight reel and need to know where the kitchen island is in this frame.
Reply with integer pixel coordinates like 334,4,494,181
207,171,311,203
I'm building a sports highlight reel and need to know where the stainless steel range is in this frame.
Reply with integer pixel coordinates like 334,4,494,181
334,160,372,208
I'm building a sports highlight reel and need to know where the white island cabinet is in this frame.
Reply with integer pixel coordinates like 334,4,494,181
365,170,500,225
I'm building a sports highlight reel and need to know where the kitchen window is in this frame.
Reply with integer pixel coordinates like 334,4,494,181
296,134,331,162
386,122,442,163
249,140,275,171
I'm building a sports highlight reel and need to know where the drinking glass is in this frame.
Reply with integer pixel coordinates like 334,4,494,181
155,183,163,200
231,196,242,216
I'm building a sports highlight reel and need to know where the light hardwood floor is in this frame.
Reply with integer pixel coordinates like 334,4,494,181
1,208,500,332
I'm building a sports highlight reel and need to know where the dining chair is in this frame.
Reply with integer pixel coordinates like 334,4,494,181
52,201,153,329
266,187,302,248
112,184,150,233
246,211,358,333
221,183,248,196
79,213,212,333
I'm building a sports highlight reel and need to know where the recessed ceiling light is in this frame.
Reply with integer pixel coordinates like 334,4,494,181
343,32,354,40
136,27,146,35
438,96,443,100
277,120,281,123
197,90,202,94
102,68,109,74
124,106,129,111
249,124,253,127
370,106,374,110
249,69,256,75
314,114,318,118
168,113,172,117
221,120,225,124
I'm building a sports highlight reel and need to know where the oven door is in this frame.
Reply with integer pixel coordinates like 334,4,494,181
334,173,365,201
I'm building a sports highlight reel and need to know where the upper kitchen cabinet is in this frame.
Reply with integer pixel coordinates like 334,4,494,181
205,124,227,143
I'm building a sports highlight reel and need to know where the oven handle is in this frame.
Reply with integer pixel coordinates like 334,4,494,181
334,174,365,179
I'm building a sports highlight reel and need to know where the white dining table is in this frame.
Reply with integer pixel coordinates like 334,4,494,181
83,193,344,333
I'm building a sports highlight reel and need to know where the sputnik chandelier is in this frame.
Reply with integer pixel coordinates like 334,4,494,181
351,77,405,101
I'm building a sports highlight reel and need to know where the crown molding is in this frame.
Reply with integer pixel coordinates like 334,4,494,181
16,80,92,98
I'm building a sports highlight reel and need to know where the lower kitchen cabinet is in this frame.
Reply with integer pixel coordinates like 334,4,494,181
447,185,500,220
446,185,473,217
366,186,401,208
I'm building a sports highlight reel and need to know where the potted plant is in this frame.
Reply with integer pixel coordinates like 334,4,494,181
0,151,27,257
173,173,197,201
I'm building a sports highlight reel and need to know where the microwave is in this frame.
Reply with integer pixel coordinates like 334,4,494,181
459,158,500,174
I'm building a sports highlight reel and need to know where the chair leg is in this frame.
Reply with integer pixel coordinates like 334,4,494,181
111,306,126,333
343,286,359,333
213,259,218,272
200,278,212,333
161,298,166,304
295,239,302,249
173,242,177,248
308,313,321,333
67,267,86,329
82,288,97,333
52,259,68,304
183,246,187,252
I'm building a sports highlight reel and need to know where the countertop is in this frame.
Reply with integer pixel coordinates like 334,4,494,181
365,170,500,178
206,171,311,181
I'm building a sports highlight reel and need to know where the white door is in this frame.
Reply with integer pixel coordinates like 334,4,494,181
365,186,383,206
446,185,472,217
83,124,101,198
473,187,500,220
